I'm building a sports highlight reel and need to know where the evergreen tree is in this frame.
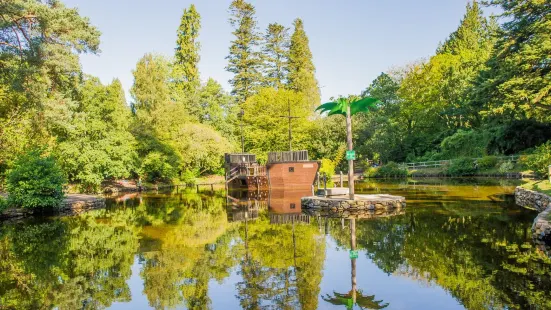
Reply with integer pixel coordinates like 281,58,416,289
226,0,263,104
287,18,320,108
174,4,201,94
477,0,551,119
0,0,100,170
262,23,290,89
399,2,495,131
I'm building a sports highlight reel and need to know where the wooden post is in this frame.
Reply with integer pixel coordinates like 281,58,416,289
196,184,199,192
340,171,343,187
346,104,355,200
323,174,327,195
316,172,320,188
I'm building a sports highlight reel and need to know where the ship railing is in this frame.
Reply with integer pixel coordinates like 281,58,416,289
228,163,267,178
225,153,257,164
267,150,309,163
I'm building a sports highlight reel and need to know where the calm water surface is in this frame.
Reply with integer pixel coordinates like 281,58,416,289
1,178,551,309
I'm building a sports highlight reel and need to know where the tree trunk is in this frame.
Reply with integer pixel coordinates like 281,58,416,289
346,105,355,200
350,218,357,304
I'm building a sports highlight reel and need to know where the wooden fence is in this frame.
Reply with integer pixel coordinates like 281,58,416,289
402,155,521,170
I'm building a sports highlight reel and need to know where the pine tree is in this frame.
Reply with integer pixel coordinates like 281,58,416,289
262,23,290,89
174,4,201,94
287,18,320,108
477,0,551,118
437,1,494,55
226,0,263,104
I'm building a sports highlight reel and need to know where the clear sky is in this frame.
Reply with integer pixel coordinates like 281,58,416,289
63,0,484,102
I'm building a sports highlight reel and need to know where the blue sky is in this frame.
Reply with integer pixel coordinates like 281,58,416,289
63,0,487,102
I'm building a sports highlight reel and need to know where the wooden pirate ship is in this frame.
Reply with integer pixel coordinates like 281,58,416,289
224,150,319,191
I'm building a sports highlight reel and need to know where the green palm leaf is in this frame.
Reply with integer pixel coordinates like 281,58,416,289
316,97,379,117
315,101,338,113
350,97,379,115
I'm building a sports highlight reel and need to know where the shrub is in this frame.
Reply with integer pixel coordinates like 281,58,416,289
141,152,177,182
6,150,66,210
498,161,515,173
0,196,7,212
522,141,551,177
363,167,378,178
373,162,407,178
477,156,499,170
440,130,487,158
319,158,336,179
181,169,199,185
447,157,476,176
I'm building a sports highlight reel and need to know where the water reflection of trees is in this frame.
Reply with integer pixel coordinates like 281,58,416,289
328,203,551,309
236,212,325,310
0,190,327,309
0,208,139,309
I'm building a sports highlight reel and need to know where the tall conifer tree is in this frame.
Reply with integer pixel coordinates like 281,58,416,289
262,23,290,89
174,4,201,94
287,18,320,108
226,0,263,104
477,0,551,118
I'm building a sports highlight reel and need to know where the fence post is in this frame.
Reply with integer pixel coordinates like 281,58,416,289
340,171,343,187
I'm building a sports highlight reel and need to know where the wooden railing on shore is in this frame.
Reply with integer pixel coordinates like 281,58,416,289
402,155,521,170
267,150,309,163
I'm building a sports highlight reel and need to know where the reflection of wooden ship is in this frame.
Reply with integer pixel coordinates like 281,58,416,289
268,188,312,224
226,191,268,223
224,150,319,191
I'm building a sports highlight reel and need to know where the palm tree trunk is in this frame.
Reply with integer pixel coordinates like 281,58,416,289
346,105,355,200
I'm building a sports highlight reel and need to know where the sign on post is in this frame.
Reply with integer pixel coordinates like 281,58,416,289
346,150,356,161
349,250,358,259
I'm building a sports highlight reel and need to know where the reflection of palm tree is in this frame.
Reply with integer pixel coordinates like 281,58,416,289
322,290,389,310
322,219,389,310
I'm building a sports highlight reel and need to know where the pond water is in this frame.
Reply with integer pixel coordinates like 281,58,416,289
1,179,551,309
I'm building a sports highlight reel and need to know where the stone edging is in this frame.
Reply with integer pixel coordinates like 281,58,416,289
302,194,406,212
515,187,551,247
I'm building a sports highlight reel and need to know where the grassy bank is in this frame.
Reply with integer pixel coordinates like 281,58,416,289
521,179,551,196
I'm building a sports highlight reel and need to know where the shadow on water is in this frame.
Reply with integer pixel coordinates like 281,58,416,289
0,178,551,309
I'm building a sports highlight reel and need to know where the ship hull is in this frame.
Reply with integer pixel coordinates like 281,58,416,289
266,161,319,190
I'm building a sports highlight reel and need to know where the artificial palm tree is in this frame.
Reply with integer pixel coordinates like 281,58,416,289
316,97,379,199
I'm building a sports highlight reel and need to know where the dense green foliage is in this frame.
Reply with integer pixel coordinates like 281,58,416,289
351,1,551,176
447,157,477,176
365,162,408,178
2,0,551,193
6,150,65,210
0,197,7,213
477,155,499,170
522,141,551,177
